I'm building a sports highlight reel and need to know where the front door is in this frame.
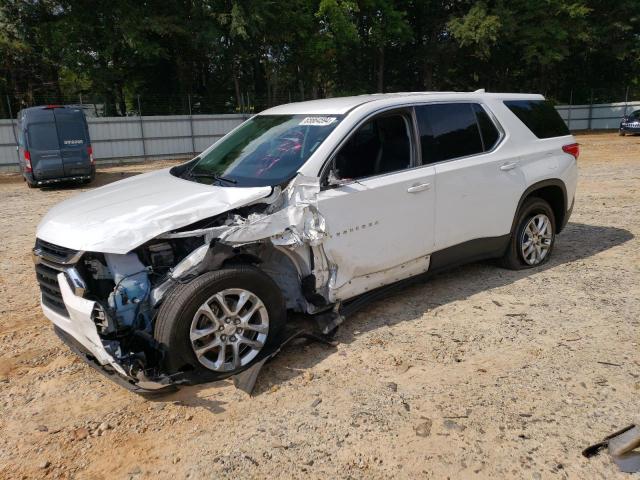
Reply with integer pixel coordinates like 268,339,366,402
316,109,436,302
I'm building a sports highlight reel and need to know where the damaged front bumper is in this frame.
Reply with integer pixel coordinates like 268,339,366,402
42,273,178,393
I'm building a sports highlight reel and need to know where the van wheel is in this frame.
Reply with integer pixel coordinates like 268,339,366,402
619,130,625,136
154,266,285,379
500,197,556,270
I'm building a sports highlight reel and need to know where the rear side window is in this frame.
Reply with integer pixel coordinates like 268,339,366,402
416,103,485,163
472,104,500,150
27,123,59,150
504,100,569,138
57,121,86,146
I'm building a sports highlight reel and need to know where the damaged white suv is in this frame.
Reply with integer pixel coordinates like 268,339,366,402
34,92,578,392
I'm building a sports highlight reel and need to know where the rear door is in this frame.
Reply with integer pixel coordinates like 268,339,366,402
26,113,64,180
416,102,525,252
54,109,91,176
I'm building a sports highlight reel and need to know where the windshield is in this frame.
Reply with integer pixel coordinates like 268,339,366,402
186,114,342,187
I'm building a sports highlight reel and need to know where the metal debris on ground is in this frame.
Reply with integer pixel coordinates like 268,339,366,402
583,423,640,473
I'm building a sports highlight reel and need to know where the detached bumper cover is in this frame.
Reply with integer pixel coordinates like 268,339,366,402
42,274,176,394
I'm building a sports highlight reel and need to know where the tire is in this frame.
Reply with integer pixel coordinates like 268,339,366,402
154,266,286,379
26,179,35,189
500,197,556,270
619,129,625,136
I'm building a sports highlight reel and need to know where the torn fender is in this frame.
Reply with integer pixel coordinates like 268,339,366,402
219,175,326,248
160,175,328,250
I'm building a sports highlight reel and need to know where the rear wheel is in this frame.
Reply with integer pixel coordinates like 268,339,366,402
500,197,556,270
154,266,285,378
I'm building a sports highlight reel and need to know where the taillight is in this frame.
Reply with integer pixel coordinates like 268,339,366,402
87,145,94,165
562,143,580,160
23,150,32,172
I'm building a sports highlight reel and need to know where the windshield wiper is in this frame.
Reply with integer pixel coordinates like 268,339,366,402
188,172,238,184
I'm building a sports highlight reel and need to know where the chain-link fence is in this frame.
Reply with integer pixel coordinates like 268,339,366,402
2,86,639,124
0,91,307,119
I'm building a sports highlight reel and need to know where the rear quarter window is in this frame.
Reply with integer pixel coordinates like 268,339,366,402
504,100,569,138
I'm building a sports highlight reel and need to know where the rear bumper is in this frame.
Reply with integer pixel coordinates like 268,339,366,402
29,165,95,185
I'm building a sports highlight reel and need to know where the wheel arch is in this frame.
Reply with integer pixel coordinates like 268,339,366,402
511,179,568,235
220,244,310,312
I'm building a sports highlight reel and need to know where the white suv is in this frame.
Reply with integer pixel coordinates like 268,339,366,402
33,91,578,391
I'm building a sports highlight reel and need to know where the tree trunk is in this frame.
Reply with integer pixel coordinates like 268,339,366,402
377,46,385,92
118,83,126,116
232,66,242,111
423,60,434,90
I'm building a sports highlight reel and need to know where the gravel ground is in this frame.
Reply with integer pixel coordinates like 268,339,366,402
0,133,638,479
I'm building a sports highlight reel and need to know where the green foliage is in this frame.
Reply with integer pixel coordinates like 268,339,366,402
1,0,639,115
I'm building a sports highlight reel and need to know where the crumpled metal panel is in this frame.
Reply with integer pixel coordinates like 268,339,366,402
36,168,272,254
48,273,127,376
218,175,326,248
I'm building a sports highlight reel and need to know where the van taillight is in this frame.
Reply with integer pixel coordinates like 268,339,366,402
87,145,94,165
24,150,32,172
562,143,580,160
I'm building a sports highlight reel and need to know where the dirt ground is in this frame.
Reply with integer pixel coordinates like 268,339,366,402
0,132,638,479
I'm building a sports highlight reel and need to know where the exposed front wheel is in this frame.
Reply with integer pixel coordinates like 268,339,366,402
500,197,556,270
154,266,285,379
619,129,625,136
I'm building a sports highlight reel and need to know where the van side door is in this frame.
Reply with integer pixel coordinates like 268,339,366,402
415,102,525,266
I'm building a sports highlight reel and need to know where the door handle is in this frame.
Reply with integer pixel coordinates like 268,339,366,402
499,162,518,171
407,182,431,193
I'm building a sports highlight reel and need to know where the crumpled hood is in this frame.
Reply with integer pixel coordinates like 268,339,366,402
36,168,272,254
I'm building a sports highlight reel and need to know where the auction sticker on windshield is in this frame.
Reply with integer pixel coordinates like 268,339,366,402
299,116,337,126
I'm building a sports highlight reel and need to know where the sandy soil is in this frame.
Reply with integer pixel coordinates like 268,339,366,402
0,133,638,479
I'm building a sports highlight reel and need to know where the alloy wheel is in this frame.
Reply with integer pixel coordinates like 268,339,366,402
189,288,269,372
520,213,553,265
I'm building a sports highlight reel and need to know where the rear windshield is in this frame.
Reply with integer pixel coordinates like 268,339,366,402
27,123,59,150
57,121,86,146
504,100,569,138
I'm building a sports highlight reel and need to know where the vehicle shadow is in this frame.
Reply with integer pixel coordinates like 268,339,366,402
148,383,230,414
247,221,634,395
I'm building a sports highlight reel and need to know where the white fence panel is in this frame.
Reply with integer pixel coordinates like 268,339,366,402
556,101,640,130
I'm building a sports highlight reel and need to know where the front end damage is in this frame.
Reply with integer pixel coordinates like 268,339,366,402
34,175,342,393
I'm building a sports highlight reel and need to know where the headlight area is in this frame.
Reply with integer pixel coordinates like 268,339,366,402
76,238,203,382
39,236,207,391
